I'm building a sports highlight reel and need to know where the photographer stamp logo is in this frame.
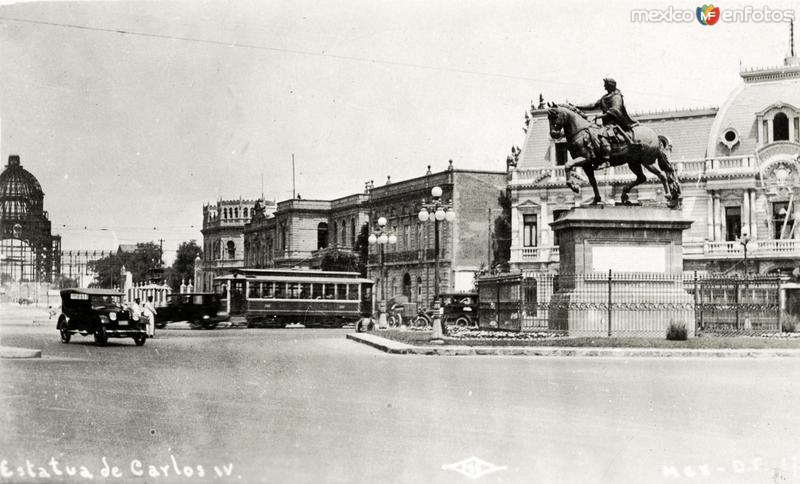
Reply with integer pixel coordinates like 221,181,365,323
442,456,507,479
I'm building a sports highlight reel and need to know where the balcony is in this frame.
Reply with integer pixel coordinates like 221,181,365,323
510,156,760,188
512,246,560,263
684,239,800,259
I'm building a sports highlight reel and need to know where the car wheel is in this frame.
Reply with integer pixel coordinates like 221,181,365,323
94,326,108,346
455,316,471,327
202,322,218,330
133,334,146,346
189,320,203,329
58,317,71,343
414,316,430,328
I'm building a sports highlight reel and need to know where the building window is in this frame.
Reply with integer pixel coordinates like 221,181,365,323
340,220,346,246
555,143,568,166
523,214,537,247
350,218,356,247
244,208,248,219
280,224,287,251
773,202,794,239
317,222,328,249
725,206,741,241
774,113,790,141
234,207,239,218
227,241,235,259
404,224,410,249
795,117,799,141
763,120,769,143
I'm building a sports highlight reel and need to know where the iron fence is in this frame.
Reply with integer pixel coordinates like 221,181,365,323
475,271,786,337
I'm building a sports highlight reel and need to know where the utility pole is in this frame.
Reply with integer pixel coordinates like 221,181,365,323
292,154,296,199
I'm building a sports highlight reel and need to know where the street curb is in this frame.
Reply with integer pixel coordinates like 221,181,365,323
0,346,42,359
346,333,800,358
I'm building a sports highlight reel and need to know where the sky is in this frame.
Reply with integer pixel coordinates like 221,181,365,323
0,0,797,263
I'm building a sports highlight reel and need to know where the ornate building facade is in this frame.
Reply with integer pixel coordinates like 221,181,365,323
204,164,507,306
509,49,800,279
0,155,61,285
200,198,276,290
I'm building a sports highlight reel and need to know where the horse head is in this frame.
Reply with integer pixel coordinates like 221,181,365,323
546,102,567,140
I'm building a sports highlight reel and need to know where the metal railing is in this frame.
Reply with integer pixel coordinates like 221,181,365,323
475,271,788,337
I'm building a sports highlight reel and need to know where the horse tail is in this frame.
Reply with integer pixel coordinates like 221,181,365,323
657,135,681,202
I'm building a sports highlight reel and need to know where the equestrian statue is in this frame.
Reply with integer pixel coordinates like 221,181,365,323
546,78,681,208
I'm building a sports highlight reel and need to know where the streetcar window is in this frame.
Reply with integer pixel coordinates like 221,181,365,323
324,284,336,299
248,282,261,299
312,283,323,299
300,283,311,299
263,282,273,298
361,284,372,300
274,283,285,298
193,295,204,305
287,283,300,299
348,284,359,300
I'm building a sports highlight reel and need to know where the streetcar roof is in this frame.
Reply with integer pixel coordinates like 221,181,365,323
60,288,123,296
223,268,362,277
213,274,374,284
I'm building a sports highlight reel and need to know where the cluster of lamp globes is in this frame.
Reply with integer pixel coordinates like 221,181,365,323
368,186,456,246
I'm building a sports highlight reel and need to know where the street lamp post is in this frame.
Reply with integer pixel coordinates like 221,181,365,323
418,186,456,342
368,216,396,329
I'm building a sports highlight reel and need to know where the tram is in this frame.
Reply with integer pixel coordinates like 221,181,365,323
214,268,374,328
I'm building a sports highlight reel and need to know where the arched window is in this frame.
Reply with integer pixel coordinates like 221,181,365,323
774,112,790,141
244,207,248,219
350,218,356,247
317,222,329,249
227,241,235,259
403,273,412,299
234,207,239,219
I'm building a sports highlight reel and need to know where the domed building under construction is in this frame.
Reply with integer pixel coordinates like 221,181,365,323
0,154,61,284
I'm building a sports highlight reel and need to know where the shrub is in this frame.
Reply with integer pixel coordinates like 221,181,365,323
666,322,688,341
782,314,799,333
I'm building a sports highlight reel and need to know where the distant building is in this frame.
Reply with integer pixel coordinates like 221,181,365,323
60,250,113,287
202,164,507,305
0,155,61,284
200,198,276,290
509,43,800,277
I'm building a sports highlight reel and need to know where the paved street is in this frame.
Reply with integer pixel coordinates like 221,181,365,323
3,306,800,483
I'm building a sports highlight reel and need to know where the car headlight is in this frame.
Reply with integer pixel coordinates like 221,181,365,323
109,312,117,321
203,315,210,319
99,316,110,324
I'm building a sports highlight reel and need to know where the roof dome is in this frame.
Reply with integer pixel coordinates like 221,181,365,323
0,155,44,221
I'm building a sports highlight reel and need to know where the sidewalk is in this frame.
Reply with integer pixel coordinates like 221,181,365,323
347,332,800,358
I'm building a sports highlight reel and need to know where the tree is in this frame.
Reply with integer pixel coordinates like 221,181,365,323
492,189,512,272
88,242,163,288
168,240,203,290
319,225,369,275
320,249,361,273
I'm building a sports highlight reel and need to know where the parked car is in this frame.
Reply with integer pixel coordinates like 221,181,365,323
156,292,228,329
57,288,147,346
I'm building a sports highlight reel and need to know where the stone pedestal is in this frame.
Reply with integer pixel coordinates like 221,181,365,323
549,206,695,337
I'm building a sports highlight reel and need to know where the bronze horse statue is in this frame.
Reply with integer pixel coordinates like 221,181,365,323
546,103,681,208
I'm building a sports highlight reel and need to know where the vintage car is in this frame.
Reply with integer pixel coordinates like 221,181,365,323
57,288,147,346
156,292,228,329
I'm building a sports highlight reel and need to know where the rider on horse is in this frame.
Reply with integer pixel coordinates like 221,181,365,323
577,78,639,166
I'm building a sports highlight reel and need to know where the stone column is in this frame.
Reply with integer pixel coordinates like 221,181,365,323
713,192,722,241
742,189,750,237
751,191,761,240
707,191,714,240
